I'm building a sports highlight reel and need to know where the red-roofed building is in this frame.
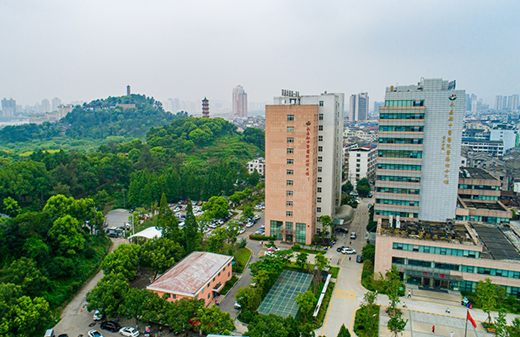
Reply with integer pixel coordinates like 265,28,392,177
147,251,233,306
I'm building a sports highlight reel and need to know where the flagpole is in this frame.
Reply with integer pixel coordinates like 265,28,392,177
464,310,468,337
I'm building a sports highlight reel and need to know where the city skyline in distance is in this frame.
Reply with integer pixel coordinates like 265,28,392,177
1,1,518,107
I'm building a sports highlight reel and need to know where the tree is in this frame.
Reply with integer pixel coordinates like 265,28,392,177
510,317,520,336
363,291,378,306
235,286,262,312
342,180,353,194
242,205,254,219
48,215,85,255
86,272,130,318
194,305,235,335
387,310,407,337
380,265,403,315
494,310,508,337
356,178,371,197
141,237,185,273
121,288,147,325
0,283,53,337
338,324,351,337
3,197,20,217
320,215,333,237
296,252,309,269
101,243,141,281
183,200,201,254
6,257,49,298
362,244,376,263
476,278,498,323
295,290,316,323
246,314,301,337
202,196,229,219
165,298,204,335
314,253,329,274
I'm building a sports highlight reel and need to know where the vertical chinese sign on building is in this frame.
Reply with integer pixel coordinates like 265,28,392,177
443,94,457,185
305,121,311,179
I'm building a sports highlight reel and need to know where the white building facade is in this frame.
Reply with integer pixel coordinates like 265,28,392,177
246,157,265,175
348,146,377,185
375,78,465,222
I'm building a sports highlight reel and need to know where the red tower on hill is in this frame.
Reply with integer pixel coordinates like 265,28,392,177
202,97,209,118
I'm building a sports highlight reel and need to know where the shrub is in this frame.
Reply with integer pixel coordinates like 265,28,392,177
249,234,275,241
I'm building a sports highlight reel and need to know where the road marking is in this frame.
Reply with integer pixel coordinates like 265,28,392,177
336,289,356,300
350,307,359,332
320,266,343,336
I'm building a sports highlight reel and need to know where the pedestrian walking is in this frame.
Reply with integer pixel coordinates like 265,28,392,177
407,290,412,298
349,256,351,261
450,332,453,337
432,325,435,333
446,307,450,313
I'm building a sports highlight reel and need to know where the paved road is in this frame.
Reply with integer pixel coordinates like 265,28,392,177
52,209,130,337
219,210,265,319
316,198,371,337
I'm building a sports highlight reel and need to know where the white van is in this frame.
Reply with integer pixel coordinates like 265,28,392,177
44,328,55,337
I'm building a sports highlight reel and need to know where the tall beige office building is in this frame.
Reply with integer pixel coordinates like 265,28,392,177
265,91,344,245
232,85,248,117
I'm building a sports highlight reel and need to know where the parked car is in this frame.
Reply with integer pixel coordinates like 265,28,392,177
57,334,69,337
254,230,265,235
88,330,104,337
246,222,255,228
350,232,357,239
107,232,119,238
44,329,55,337
336,245,349,252
342,247,356,254
100,321,121,333
93,310,103,321
119,326,140,337
234,301,242,309
356,254,363,263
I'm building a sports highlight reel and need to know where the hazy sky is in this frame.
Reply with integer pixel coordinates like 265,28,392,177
1,0,519,108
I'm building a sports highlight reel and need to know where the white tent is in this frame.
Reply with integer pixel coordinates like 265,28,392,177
129,226,163,240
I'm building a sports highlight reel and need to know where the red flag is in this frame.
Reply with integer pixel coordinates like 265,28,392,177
467,310,477,328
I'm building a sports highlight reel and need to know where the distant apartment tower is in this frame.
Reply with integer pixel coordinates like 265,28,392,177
495,95,503,111
347,146,377,185
41,99,51,113
373,101,384,114
202,97,209,118
265,90,344,244
375,78,465,222
127,85,131,96
52,97,61,112
1,98,16,117
232,85,248,117
349,92,369,122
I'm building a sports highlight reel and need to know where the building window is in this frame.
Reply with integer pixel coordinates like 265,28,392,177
319,114,324,120
169,293,176,299
286,211,293,217
317,197,321,203
287,169,294,175
317,177,322,183
317,187,322,193
202,288,204,294
319,101,324,106
286,180,293,186
318,156,323,162
318,146,323,152
319,125,323,131
287,137,294,143
318,167,322,172
287,148,294,154
286,190,293,196
318,135,323,141
287,114,294,121
287,159,294,165
317,207,321,213
286,201,293,207
287,126,294,132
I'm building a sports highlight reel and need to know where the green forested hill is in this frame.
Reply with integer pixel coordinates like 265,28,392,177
0,117,264,211
0,94,186,150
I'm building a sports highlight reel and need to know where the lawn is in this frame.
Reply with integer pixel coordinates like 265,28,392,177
233,247,252,273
